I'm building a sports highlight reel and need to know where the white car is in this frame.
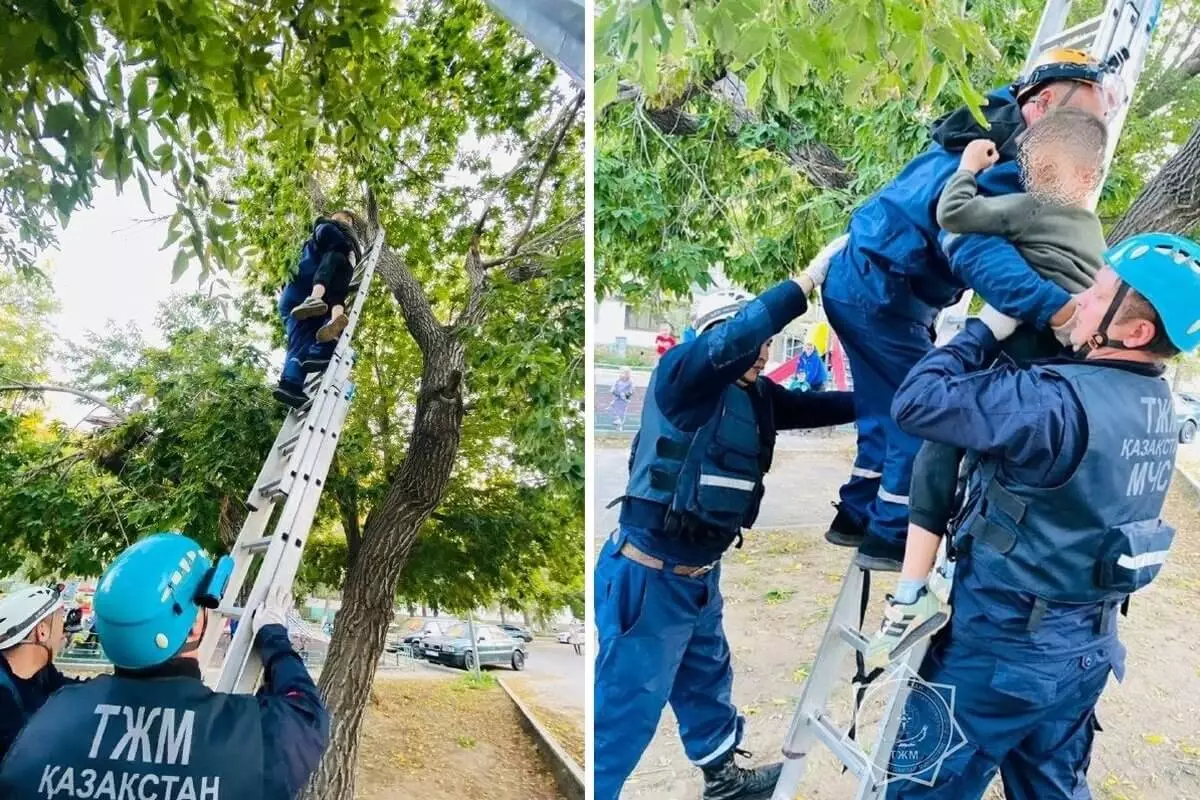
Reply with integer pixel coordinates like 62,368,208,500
557,626,583,643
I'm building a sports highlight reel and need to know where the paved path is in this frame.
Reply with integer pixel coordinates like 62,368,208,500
593,434,856,537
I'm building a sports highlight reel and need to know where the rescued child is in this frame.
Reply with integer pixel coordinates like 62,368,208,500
869,106,1110,658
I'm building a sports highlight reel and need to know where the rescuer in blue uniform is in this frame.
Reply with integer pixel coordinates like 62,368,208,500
0,533,330,800
594,244,857,800
820,49,1126,570
882,233,1200,799
0,587,85,761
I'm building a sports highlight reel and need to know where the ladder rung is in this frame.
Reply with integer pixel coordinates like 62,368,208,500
257,479,285,499
1037,16,1103,52
215,605,245,619
807,714,870,779
838,624,871,653
278,433,304,457
241,536,273,554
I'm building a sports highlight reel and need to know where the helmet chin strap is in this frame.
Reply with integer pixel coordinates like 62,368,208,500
1079,281,1135,356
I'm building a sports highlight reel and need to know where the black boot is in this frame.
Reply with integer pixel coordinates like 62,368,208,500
701,749,782,800
825,502,867,547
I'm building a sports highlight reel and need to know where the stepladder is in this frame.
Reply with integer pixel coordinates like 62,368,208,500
933,0,1162,343
195,227,386,693
770,556,949,800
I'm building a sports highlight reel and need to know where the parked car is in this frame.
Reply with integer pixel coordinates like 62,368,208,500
385,617,458,654
497,623,533,642
1177,392,1199,444
422,623,527,671
557,625,582,644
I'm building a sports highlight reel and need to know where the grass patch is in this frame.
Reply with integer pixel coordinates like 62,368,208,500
764,589,795,605
453,672,497,691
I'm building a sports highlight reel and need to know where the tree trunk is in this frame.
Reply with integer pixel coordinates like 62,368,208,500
499,606,507,624
1110,122,1200,243
523,608,533,629
301,338,467,800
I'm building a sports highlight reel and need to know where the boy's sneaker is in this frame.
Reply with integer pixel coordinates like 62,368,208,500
291,297,328,320
315,312,348,343
866,587,950,662
855,533,905,572
272,381,310,410
825,502,867,547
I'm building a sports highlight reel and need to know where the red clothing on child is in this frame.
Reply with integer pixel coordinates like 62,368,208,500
655,334,677,356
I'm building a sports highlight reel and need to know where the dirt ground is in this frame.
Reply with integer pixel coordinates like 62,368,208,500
357,673,563,799
595,443,1200,800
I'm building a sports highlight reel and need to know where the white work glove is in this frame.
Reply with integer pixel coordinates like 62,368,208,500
252,586,293,635
1051,299,1081,348
976,304,1020,341
803,233,849,288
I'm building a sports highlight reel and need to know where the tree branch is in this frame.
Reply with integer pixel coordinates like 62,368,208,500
0,384,127,420
1110,120,1200,243
362,185,442,354
611,73,853,190
506,90,583,257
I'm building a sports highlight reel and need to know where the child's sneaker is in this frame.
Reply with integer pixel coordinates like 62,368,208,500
865,587,949,662
315,312,348,343
291,297,328,320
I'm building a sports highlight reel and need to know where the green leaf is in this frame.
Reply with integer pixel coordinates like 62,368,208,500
136,170,152,209
638,21,659,97
172,248,189,282
128,71,149,117
771,62,789,110
105,60,124,103
923,61,949,107
733,22,772,62
889,2,924,35
842,62,875,106
744,63,767,110
43,103,77,138
129,120,152,167
594,70,620,113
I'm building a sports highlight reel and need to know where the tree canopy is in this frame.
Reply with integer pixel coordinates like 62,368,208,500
596,0,1200,301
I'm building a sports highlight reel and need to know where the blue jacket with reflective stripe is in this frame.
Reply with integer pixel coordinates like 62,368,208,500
822,87,1070,329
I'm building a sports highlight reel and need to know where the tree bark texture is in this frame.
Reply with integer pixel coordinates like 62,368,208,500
1110,121,1200,243
301,268,467,800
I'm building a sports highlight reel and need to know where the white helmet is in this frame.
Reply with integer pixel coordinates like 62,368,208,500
691,289,753,334
0,587,62,650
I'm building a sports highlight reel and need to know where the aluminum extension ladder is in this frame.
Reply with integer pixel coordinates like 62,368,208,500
773,3,1161,797
934,0,1162,343
195,227,385,693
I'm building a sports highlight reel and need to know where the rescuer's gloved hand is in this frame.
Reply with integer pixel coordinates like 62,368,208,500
252,586,293,635
977,304,1020,341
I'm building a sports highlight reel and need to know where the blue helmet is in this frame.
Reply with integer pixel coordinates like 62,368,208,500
94,533,233,670
1105,232,1200,353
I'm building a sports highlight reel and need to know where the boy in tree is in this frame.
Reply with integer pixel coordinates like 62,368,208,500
869,107,1110,658
274,210,362,408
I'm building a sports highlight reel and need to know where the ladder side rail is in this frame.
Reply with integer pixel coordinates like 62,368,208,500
213,356,355,691
1025,0,1077,70
225,382,355,694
